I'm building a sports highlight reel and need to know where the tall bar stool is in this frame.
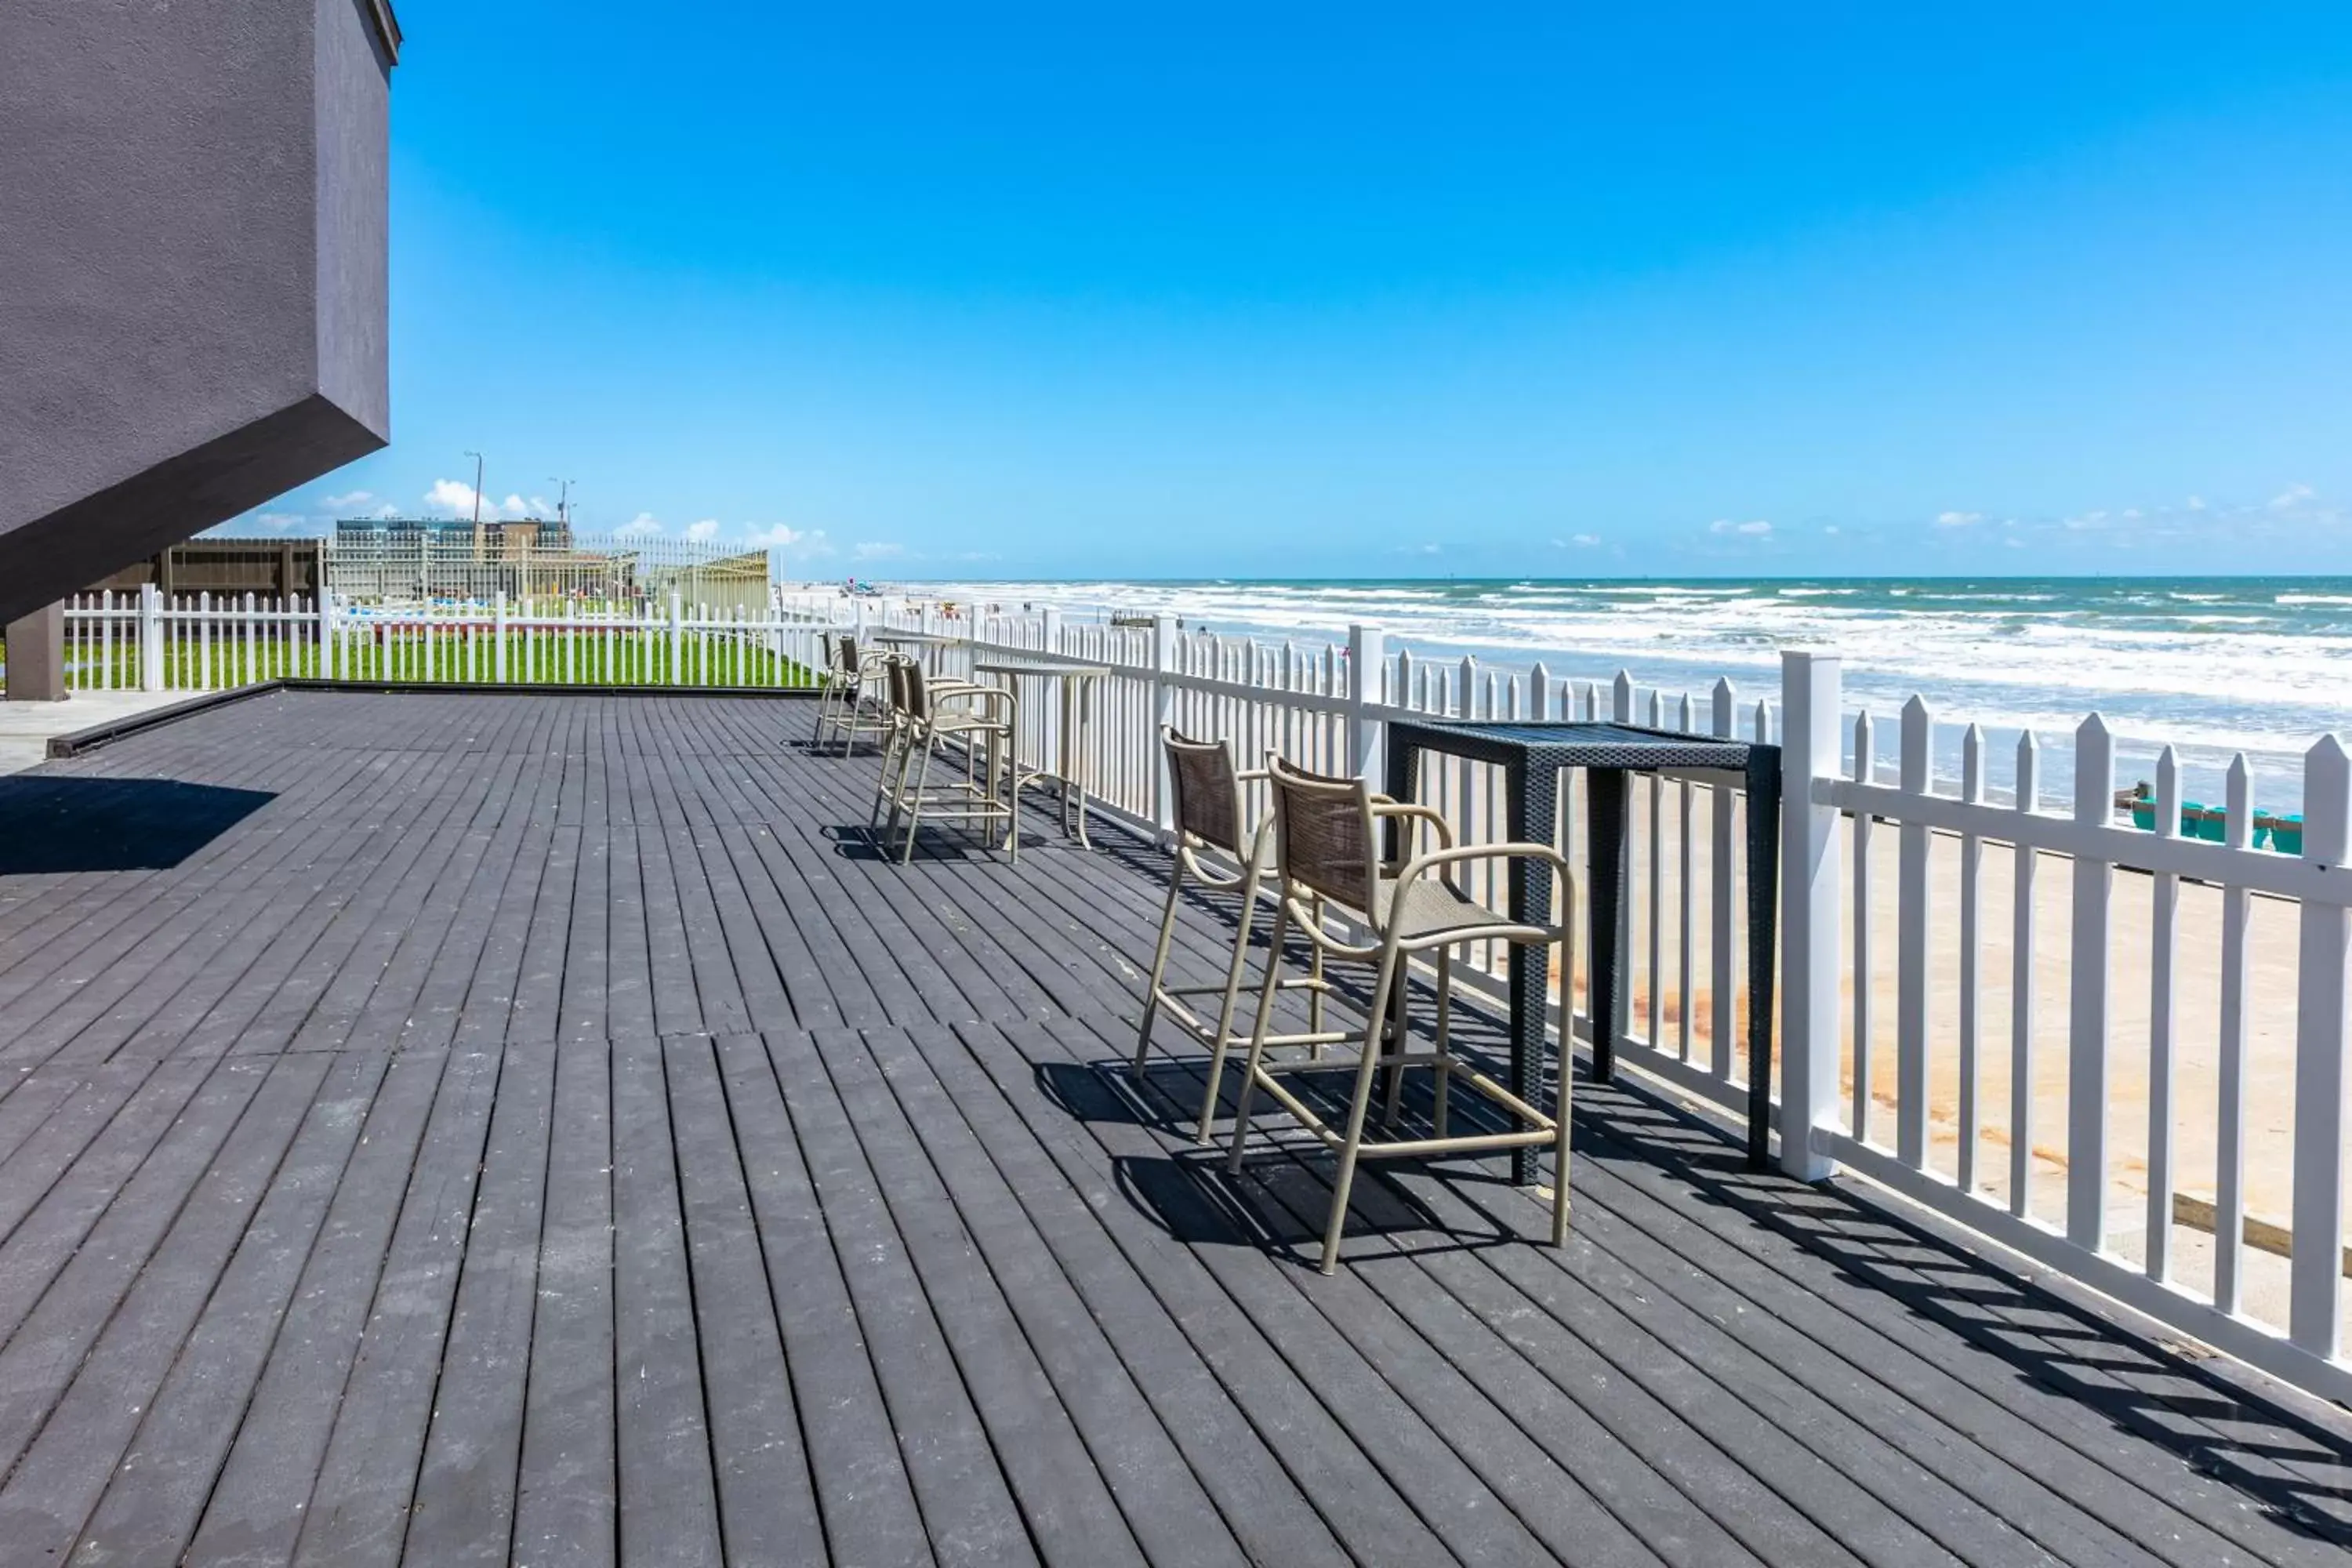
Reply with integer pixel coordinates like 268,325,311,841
817,633,894,756
1131,728,1345,1142
1228,754,1577,1273
873,656,1019,863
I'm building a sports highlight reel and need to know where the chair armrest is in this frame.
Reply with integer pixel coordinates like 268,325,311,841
1370,800,1455,854
1392,841,1574,897
934,685,1016,715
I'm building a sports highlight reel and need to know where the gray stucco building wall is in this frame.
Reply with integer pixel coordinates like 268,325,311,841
0,0,401,626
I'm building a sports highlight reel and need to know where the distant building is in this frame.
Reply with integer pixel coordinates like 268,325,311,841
88,537,325,601
325,518,771,614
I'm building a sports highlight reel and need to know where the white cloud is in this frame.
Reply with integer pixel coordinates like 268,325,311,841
422,479,549,521
2061,509,2111,531
745,524,833,556
252,512,307,533
615,512,662,537
852,540,905,560
684,519,720,542
424,478,484,517
1823,525,1841,535
1552,533,1602,548
1708,518,1772,537
1933,510,1981,528
2187,495,2208,511
323,490,374,511
2271,483,2317,509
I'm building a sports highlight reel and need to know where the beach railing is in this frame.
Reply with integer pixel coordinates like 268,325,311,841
1782,653,2350,1406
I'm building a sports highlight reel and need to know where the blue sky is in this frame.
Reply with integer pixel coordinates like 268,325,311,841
234,2,2352,578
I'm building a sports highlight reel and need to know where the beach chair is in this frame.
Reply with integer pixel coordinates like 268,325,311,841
1225,755,1576,1273
815,633,894,756
873,656,1020,864
1130,728,1346,1142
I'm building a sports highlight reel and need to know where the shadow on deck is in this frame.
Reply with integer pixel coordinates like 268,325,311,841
0,687,2342,1566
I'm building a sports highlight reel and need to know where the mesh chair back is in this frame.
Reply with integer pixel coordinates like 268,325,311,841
1163,729,1247,855
1267,756,1377,914
898,656,931,724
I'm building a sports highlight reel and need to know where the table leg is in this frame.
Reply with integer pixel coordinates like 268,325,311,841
1745,754,1781,1171
1382,739,1419,854
1505,761,1555,1186
1587,768,1629,1084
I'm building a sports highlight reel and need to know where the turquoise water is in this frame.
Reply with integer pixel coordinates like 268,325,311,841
921,575,2352,808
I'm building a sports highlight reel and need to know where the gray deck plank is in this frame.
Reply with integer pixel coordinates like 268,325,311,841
510,1039,617,1568
866,1021,1332,1568
818,1028,1156,1568
610,1034,725,1568
710,1030,937,1568
0,1051,333,1559
0,738,435,1068
663,1035,829,1564
765,1026,1040,1568
292,1043,505,1567
45,1050,386,1566
405,1035,557,1566
180,1049,454,1567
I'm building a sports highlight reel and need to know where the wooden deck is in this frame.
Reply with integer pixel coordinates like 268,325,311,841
0,688,2346,1566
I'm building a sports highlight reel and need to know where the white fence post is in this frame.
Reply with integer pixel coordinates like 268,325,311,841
1895,695,1935,1169
2067,714,2116,1250
138,584,163,691
494,594,510,683
1711,678,1737,1080
2009,731,2041,1216
318,590,335,680
1149,613,1178,838
1346,622,1385,782
670,592,684,684
2290,735,2350,1358
1780,652,1841,1181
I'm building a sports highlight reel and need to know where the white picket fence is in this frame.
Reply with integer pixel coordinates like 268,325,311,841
57,588,830,692
57,585,2352,1403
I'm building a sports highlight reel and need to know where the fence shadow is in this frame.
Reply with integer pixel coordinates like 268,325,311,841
1572,1077,2352,1544
0,777,274,874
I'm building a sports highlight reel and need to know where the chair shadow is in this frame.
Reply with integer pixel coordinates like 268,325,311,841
826,822,1056,863
0,777,275,873
1114,1147,1454,1258
1571,1077,2352,1544
1044,1052,1519,1269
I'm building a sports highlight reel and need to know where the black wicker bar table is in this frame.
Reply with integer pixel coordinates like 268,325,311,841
1383,718,1781,1178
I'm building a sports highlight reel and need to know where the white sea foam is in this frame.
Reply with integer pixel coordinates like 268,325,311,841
906,576,2352,768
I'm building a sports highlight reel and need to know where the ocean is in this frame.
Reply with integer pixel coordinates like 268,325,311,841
912,576,2352,809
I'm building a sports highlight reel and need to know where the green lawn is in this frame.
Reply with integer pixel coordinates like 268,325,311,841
11,627,815,693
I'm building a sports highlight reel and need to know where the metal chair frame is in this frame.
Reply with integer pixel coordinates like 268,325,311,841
873,655,1021,864
816,633,896,756
1130,728,1344,1142
1226,754,1577,1273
